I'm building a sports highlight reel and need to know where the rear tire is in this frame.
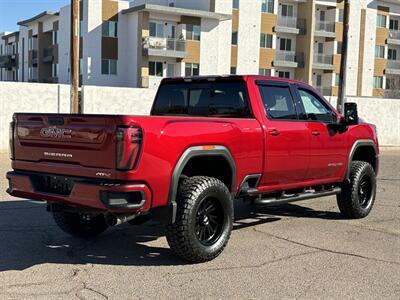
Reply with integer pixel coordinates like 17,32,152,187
53,211,108,238
166,176,233,263
337,161,376,219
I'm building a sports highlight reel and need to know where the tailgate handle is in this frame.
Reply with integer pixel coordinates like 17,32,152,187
48,116,64,126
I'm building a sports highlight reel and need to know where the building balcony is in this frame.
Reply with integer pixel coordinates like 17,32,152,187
30,50,38,66
314,21,336,38
273,50,304,68
43,77,58,83
388,30,400,45
0,54,17,69
143,36,187,59
42,47,54,63
275,17,306,35
386,60,400,75
315,86,332,96
313,54,334,70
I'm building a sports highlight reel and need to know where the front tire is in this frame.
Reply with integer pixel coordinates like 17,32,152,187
166,176,233,263
337,161,376,219
53,211,108,238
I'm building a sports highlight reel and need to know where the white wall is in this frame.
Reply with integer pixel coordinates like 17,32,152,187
236,0,262,75
0,83,70,151
345,0,362,96
59,5,71,84
125,12,139,87
83,85,157,115
200,18,231,75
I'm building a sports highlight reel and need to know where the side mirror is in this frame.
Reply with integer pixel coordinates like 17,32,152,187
343,102,358,125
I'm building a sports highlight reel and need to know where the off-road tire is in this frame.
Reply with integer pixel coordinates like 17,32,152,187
166,176,233,263
53,211,108,238
337,161,376,219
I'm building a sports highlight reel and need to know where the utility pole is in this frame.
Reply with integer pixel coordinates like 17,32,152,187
337,0,350,113
70,0,79,113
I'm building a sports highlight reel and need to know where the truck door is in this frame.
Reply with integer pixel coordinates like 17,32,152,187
256,81,310,190
292,85,348,182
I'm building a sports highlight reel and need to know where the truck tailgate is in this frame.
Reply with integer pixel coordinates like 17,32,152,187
14,114,117,169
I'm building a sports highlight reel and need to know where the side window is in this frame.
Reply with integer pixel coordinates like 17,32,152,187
297,89,335,122
258,85,297,120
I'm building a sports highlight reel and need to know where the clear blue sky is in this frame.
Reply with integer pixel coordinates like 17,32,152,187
0,0,70,33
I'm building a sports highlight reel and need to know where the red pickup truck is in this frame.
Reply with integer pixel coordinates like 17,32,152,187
7,75,379,262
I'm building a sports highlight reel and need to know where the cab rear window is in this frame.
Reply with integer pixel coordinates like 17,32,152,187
151,80,252,118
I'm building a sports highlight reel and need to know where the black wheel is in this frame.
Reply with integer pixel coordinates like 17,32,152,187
337,161,376,219
166,176,233,263
53,211,108,238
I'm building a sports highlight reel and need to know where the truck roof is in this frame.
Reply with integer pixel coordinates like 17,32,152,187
161,75,312,88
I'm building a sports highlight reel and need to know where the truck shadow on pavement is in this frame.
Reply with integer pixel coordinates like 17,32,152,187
0,199,342,271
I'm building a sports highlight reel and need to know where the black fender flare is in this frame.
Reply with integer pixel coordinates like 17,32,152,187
346,139,378,180
165,145,236,224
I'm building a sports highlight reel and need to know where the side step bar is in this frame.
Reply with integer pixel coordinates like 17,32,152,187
254,187,341,206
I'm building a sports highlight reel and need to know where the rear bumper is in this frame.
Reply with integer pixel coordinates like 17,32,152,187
6,171,152,212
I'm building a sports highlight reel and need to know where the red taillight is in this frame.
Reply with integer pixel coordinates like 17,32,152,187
9,121,15,160
116,126,142,170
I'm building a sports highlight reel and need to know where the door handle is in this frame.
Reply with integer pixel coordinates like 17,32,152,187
311,130,320,136
268,128,280,136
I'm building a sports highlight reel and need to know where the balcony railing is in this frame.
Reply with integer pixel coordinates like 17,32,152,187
143,36,187,58
387,60,400,69
315,21,335,33
43,47,54,63
315,86,332,96
276,17,306,34
313,53,333,65
0,54,16,68
277,16,297,28
389,30,400,40
274,51,304,68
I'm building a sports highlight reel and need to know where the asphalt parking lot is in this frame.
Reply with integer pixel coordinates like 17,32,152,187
0,149,399,299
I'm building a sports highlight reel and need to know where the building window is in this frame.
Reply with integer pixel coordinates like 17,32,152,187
260,33,273,48
373,76,383,89
185,63,200,76
101,59,117,75
335,73,340,86
79,58,83,75
375,45,385,58
230,67,237,75
186,24,201,41
79,20,84,37
389,19,399,30
336,42,342,54
277,71,290,79
102,21,118,38
149,61,163,77
261,0,273,13
52,31,58,45
233,0,239,9
338,9,344,22
150,22,165,38
52,63,58,78
231,31,238,45
377,15,387,28
388,48,397,60
51,63,58,78
281,4,294,17
259,68,271,76
279,38,292,51
28,37,36,51
28,67,37,81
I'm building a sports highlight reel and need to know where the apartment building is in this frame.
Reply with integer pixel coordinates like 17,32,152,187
0,0,400,98
0,31,20,81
